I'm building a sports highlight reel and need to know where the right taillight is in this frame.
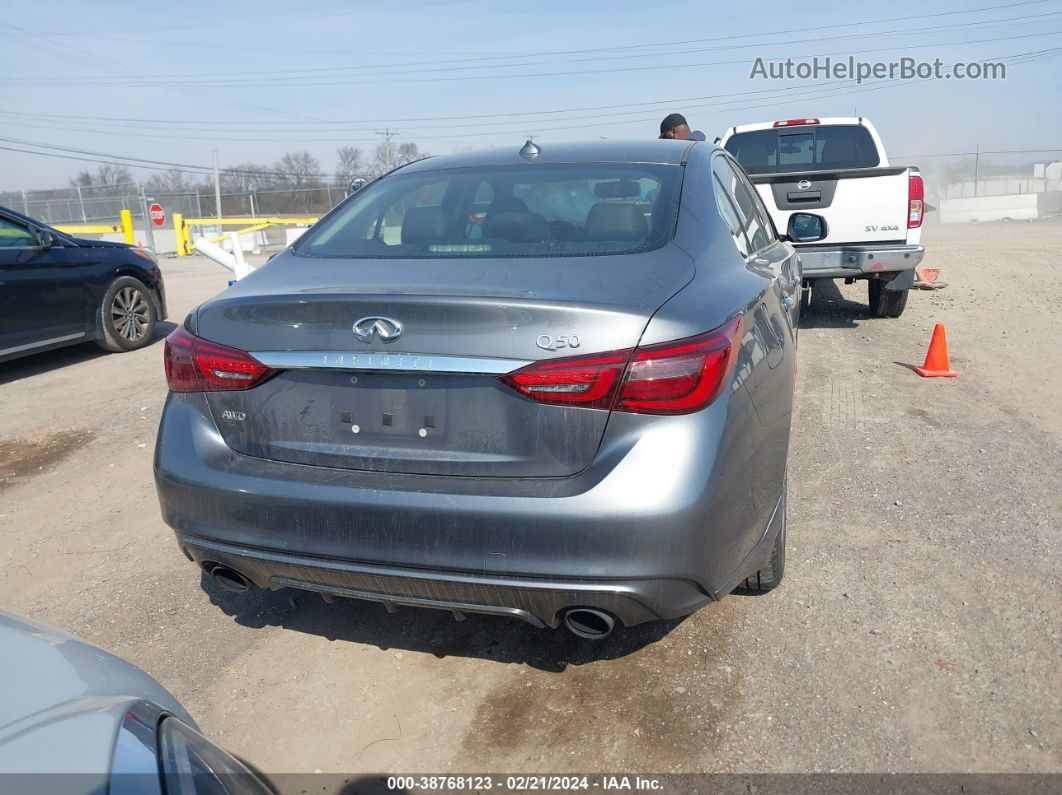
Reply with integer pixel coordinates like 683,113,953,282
908,173,924,228
499,315,744,415
164,326,274,392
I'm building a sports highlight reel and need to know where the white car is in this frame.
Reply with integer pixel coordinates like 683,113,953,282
719,117,924,317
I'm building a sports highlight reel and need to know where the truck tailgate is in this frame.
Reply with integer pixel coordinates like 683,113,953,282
750,166,910,245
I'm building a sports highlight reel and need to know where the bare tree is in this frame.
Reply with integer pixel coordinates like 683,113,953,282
395,142,428,167
335,146,366,186
273,151,323,189
369,141,429,177
70,165,135,192
144,168,192,195
219,162,275,193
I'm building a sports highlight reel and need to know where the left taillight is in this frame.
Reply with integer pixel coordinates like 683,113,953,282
908,173,924,228
499,315,744,415
164,326,274,392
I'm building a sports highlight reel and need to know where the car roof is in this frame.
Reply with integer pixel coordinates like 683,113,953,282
397,139,708,174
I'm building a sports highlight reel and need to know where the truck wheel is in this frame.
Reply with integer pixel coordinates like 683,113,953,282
739,482,786,593
868,279,909,318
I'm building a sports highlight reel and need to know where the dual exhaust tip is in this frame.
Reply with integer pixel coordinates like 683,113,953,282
201,562,618,640
562,608,616,640
202,562,253,594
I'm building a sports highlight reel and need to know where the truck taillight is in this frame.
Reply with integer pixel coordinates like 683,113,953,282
773,118,820,127
499,316,744,415
164,327,274,392
908,173,924,228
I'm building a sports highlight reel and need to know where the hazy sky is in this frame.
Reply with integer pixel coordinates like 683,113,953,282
2,0,1060,189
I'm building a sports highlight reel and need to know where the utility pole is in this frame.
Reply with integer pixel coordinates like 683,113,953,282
973,143,980,198
213,149,223,220
375,129,398,173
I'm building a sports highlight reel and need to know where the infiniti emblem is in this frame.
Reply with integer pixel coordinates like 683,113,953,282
352,316,403,344
797,179,812,191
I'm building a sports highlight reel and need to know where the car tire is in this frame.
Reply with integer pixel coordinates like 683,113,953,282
96,276,157,352
739,482,786,593
800,280,813,311
868,278,909,318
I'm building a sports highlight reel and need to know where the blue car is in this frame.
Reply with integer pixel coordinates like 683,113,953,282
0,206,166,364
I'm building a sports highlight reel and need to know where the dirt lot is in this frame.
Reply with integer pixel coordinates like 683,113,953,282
1,218,1059,776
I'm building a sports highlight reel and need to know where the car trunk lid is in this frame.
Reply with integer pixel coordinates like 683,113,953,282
195,247,692,477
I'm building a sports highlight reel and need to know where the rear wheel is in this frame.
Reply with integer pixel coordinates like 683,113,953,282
96,276,156,352
739,482,786,593
868,278,909,318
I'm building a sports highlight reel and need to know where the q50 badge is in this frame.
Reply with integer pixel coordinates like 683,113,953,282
537,334,581,352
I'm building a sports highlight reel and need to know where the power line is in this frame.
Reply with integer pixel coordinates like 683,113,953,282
25,0,1056,66
0,23,329,124
4,140,1060,194
10,27,1059,90
0,36,1053,133
2,46,1058,178
10,12,1061,87
0,137,340,179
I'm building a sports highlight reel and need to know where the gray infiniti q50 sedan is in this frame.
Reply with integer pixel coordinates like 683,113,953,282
154,140,825,639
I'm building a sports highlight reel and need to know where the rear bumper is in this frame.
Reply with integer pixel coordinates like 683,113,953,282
154,388,786,628
796,243,924,279
179,536,712,628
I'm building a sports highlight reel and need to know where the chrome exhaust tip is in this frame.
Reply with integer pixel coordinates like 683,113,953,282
563,608,616,640
203,562,253,594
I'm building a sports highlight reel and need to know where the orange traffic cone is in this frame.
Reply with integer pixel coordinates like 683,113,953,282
914,323,958,378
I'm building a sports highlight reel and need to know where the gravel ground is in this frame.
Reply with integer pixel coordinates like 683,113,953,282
0,218,1059,777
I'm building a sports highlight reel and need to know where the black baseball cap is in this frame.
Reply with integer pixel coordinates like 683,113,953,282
659,113,688,137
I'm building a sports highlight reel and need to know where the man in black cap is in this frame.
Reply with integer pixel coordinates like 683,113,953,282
659,113,692,140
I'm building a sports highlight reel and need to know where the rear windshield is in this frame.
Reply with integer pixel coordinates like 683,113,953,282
295,163,681,259
724,125,880,175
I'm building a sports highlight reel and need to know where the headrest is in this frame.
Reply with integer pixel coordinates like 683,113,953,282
594,180,641,199
584,203,648,242
401,206,448,245
487,195,528,214
482,211,549,243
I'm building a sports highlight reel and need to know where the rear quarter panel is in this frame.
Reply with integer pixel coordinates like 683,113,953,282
639,146,795,582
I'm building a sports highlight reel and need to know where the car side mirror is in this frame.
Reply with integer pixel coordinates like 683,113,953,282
36,230,58,248
785,212,827,243
347,177,368,196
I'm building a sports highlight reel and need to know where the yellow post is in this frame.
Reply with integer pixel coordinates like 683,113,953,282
173,213,188,256
120,209,134,245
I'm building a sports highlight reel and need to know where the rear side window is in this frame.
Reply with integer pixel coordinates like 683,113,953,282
296,164,681,259
712,176,750,258
724,125,880,175
713,157,771,253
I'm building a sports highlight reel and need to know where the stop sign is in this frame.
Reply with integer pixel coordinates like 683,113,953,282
148,203,166,226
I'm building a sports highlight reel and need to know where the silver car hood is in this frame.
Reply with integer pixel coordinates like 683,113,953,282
0,612,194,777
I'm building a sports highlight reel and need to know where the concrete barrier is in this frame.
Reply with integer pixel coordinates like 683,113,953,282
940,194,1039,224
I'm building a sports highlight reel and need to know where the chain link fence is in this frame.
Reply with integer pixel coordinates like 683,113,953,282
0,183,345,225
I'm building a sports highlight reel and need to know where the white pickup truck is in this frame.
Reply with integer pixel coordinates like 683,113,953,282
719,117,923,318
